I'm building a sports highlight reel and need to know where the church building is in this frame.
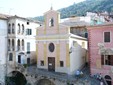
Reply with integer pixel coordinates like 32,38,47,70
36,8,87,75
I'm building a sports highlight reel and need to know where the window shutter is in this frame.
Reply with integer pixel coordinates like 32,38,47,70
110,55,113,65
26,29,28,35
30,29,32,35
101,55,104,65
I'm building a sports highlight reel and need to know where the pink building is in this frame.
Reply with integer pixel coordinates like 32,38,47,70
87,23,113,85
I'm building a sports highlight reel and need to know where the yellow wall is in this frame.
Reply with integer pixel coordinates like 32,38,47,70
44,43,47,65
66,43,70,67
56,44,60,67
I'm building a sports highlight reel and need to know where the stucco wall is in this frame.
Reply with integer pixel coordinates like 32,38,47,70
69,38,87,75
88,24,113,84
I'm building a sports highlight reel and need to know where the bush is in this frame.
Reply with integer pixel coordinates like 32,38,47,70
23,64,29,68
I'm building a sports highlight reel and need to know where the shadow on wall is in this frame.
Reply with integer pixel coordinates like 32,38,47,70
29,51,37,65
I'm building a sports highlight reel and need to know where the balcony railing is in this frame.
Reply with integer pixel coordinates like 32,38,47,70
98,43,113,55
22,46,24,51
12,47,15,51
8,46,11,51
17,46,20,51
8,46,25,52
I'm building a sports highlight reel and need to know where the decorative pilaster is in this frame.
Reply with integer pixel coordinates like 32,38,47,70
56,43,60,67
44,43,47,65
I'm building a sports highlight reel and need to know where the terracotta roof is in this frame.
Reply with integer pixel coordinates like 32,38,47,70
9,15,41,24
61,21,90,27
0,13,11,19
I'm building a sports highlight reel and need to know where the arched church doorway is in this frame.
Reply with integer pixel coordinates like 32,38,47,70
6,71,27,85
36,79,55,85
105,75,112,85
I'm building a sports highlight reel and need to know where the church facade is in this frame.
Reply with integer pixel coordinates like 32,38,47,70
36,9,87,75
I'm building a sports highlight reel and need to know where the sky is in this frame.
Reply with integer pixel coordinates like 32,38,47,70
0,0,85,17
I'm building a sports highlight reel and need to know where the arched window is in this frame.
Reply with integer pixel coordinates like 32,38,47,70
17,39,20,50
22,24,24,34
22,39,24,50
12,23,15,34
18,24,20,34
8,24,11,34
12,39,15,51
9,53,13,61
105,75,112,85
49,18,54,27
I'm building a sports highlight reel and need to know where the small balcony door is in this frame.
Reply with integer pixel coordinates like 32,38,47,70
18,55,21,63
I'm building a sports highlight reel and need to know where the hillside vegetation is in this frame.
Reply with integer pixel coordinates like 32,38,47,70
33,0,113,21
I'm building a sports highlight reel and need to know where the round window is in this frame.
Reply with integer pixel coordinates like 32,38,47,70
49,43,55,52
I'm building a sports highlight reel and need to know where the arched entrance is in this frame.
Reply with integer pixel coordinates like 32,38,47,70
105,75,112,85
6,71,27,85
36,79,55,85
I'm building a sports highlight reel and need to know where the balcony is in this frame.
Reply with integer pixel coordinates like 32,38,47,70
12,47,15,51
16,46,25,52
8,46,15,51
22,46,24,51
17,46,20,51
8,47,11,51
98,43,113,55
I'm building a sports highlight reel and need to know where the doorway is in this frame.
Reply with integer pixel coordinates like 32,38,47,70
27,58,30,65
18,55,21,63
48,57,55,71
105,75,112,85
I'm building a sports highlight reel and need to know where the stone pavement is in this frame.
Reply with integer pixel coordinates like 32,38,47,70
27,65,101,85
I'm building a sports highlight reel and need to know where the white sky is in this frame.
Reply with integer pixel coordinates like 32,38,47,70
0,0,85,17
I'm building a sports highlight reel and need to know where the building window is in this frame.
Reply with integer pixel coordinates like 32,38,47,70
85,33,88,38
48,43,55,52
22,39,24,50
12,39,15,51
9,53,13,61
40,61,44,66
22,24,24,34
73,41,77,47
8,39,10,51
82,42,85,48
49,18,54,27
27,42,30,53
104,32,110,42
18,23,20,34
12,23,15,34
101,55,113,65
26,29,32,35
17,39,20,51
8,24,11,34
60,61,64,67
